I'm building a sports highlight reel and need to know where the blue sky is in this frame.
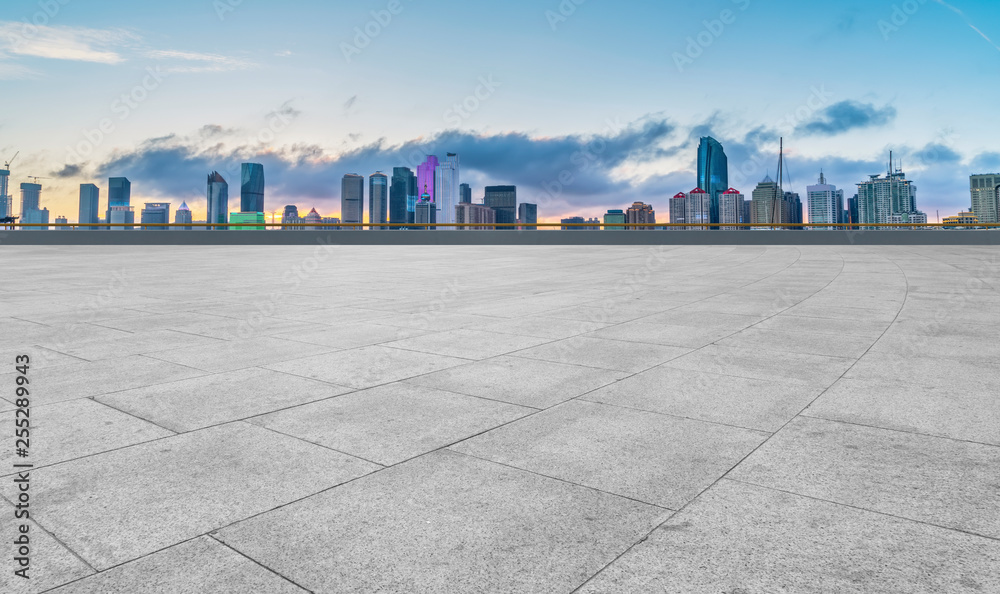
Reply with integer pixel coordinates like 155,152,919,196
1,0,999,222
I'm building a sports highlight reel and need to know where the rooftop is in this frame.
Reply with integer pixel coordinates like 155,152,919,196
2,245,998,592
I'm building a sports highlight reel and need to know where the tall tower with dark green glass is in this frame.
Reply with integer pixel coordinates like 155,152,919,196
240,163,265,213
697,137,728,226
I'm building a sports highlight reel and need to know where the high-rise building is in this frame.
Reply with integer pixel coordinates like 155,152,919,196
856,165,923,229
341,173,364,226
0,166,11,220
369,172,388,231
806,172,844,230
174,201,193,230
282,205,299,228
847,194,859,229
19,183,49,230
518,203,538,229
684,188,710,230
484,185,516,230
561,216,586,230
435,153,459,226
390,167,416,230
108,205,134,230
240,163,265,214
417,155,439,204
750,175,794,227
54,215,68,228
697,137,728,225
460,183,472,204
669,193,687,229
207,171,229,230
604,209,626,230
141,202,171,230
78,183,100,230
106,177,131,227
626,202,656,230
455,203,496,230
718,188,745,230
303,208,323,228
970,174,1000,224
415,194,436,229
786,191,804,230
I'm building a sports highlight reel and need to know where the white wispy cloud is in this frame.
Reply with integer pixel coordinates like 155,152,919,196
0,21,137,64
145,49,255,73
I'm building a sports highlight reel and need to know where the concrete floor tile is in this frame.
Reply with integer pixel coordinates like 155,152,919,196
383,328,552,360
217,450,669,593
585,321,737,348
582,365,823,432
0,502,94,594
250,382,533,465
730,416,1000,538
476,315,611,339
97,368,353,432
11,423,378,569
716,327,877,359
147,336,335,373
512,336,691,372
452,400,768,508
35,329,224,362
264,345,470,389
47,537,307,594
273,321,431,349
577,480,1000,594
664,344,855,386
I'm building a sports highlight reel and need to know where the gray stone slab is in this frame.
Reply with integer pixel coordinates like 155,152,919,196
12,423,378,569
0,399,173,473
585,321,738,348
97,367,353,432
0,355,207,406
47,537,307,594
664,344,856,386
475,315,611,339
0,501,94,594
582,365,823,432
844,351,1000,388
250,382,533,465
578,479,1000,594
715,327,877,359
273,321,431,349
730,416,1000,539
0,345,83,370
642,309,764,330
512,336,691,372
35,329,224,362
406,355,628,408
217,450,670,593
452,399,767,508
382,328,552,360
264,345,470,389
90,312,229,333
805,377,1000,446
147,336,335,373
543,303,656,324
753,313,890,338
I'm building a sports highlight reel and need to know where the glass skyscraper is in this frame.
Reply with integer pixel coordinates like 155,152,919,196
390,167,416,230
240,163,265,213
435,153,459,226
207,171,229,230
0,167,10,220
341,173,365,225
369,172,388,230
106,177,131,227
78,183,100,230
460,183,472,204
697,137,728,226
417,155,439,204
484,185,517,230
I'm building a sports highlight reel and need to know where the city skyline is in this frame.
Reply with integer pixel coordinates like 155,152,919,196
1,1,998,222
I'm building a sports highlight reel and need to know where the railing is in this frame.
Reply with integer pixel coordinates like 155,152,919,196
5,222,1000,231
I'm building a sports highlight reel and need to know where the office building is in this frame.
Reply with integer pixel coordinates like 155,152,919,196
390,167,417,230
54,215,68,228
942,211,979,229
78,183,100,230
626,202,656,230
341,173,364,226
141,202,171,230
847,194,859,229
970,174,1000,225
369,172,388,230
415,194,436,229
669,193,687,229
435,153,459,226
719,188,745,230
303,208,322,227
604,209,626,230
0,166,10,219
281,205,300,229
240,163,265,214
460,183,472,204
750,175,797,227
485,185,517,230
856,165,924,229
697,136,728,225
207,171,229,230
230,212,266,230
561,217,600,230
19,183,48,230
108,205,134,230
417,155,439,204
807,172,844,229
174,202,193,230
455,203,496,230
518,203,538,229
106,177,131,227
683,188,710,230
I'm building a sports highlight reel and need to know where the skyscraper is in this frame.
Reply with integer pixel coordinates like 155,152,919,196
78,184,100,230
107,206,134,230
847,194,859,230
207,171,229,230
19,183,48,230
484,185,516,230
341,173,365,225
807,172,844,230
669,193,687,229
282,205,299,223
240,163,265,213
604,209,626,230
455,203,496,230
141,203,171,230
856,165,924,228
697,137,728,225
390,167,416,230
518,202,538,229
626,202,656,230
0,166,10,220
369,172,388,230
417,155,439,204
718,188,745,230
684,188,710,230
460,183,472,204
174,202,193,230
435,153,459,226
750,175,788,227
970,174,1000,224
106,177,131,227
415,191,436,229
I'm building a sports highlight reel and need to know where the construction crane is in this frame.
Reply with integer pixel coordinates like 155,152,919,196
3,151,18,169
27,176,50,184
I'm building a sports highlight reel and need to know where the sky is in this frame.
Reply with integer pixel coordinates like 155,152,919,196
1,0,999,223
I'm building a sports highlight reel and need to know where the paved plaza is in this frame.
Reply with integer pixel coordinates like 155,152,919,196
2,244,999,593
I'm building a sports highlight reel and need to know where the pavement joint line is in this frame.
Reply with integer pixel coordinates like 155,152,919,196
393,379,546,411
208,534,317,594
247,421,387,468
721,477,1000,544
575,397,777,436
797,413,1000,450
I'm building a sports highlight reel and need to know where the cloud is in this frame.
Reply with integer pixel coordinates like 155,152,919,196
146,49,254,73
52,163,84,178
795,101,896,136
0,22,136,64
912,143,962,166
344,95,358,111
970,152,1000,173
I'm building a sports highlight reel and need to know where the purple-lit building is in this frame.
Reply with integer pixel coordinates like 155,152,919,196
417,155,439,204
